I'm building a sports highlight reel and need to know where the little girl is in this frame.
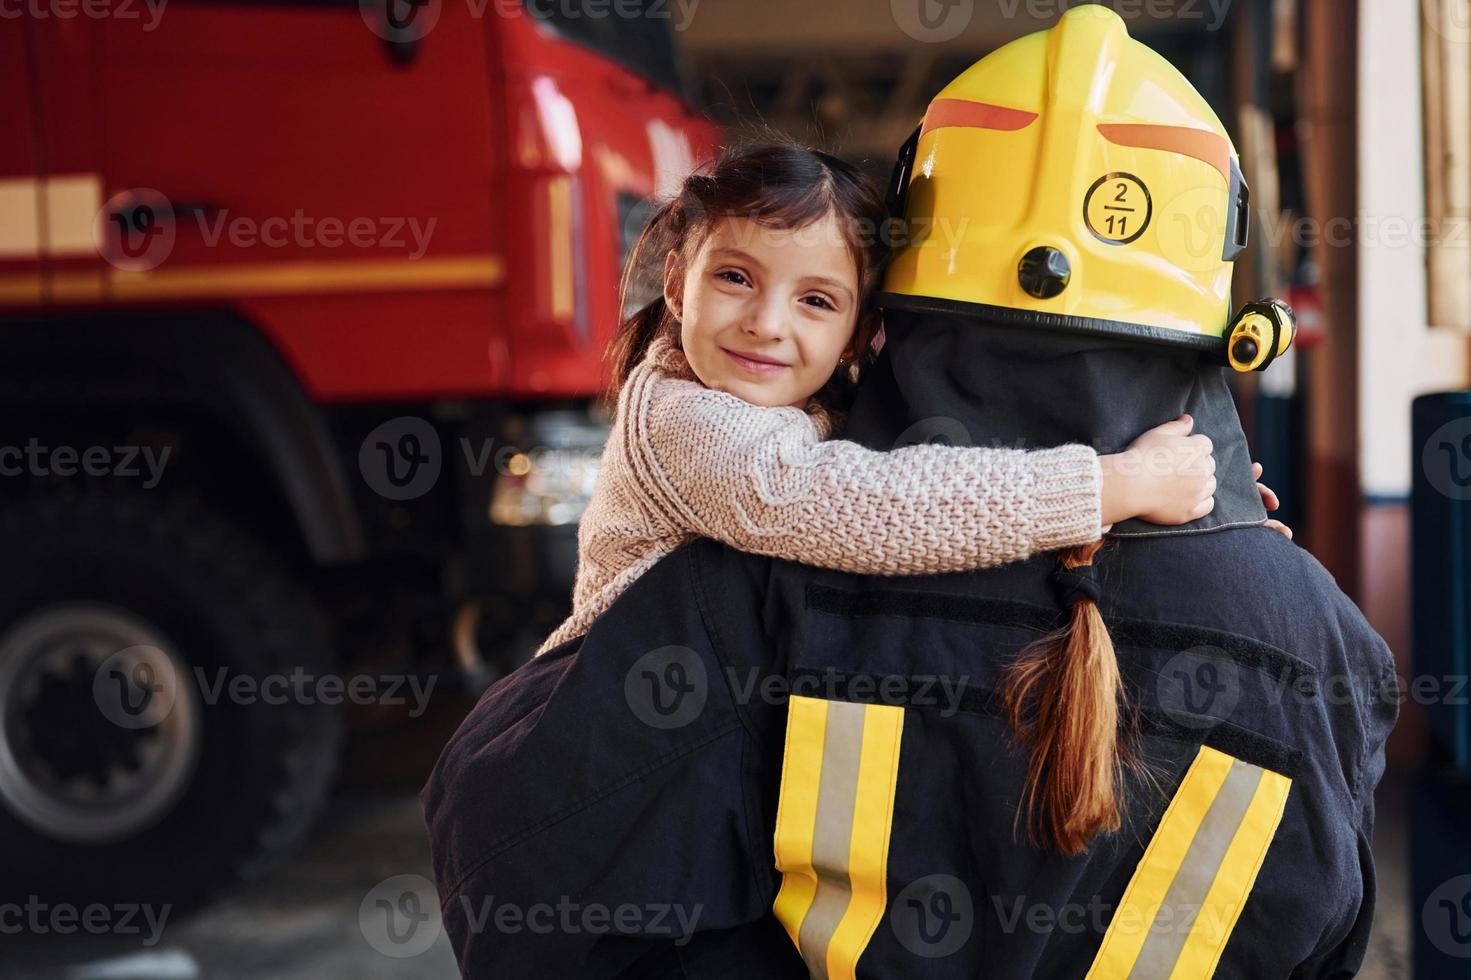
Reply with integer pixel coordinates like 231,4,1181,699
535,143,1228,657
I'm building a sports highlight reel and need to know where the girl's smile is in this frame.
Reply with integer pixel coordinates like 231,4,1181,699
722,347,791,373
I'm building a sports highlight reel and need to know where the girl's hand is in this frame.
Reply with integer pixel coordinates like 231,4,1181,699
1253,461,1294,540
1099,415,1216,526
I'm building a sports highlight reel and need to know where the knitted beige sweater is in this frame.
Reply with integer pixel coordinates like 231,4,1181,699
535,335,1103,656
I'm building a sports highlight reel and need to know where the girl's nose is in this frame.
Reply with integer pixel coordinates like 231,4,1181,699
743,296,787,341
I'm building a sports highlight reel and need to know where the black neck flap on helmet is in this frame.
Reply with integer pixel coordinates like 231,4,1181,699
842,309,1268,538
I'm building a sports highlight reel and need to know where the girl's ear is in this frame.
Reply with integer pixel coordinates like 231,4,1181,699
662,249,684,322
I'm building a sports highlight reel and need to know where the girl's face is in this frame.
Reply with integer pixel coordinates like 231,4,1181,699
666,213,860,409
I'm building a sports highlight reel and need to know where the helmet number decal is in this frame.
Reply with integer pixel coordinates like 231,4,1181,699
1085,173,1152,246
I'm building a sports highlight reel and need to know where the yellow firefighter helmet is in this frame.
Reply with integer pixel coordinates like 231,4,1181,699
881,4,1292,372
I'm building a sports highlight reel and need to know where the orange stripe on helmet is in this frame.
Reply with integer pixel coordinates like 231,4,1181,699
1097,123,1232,183
920,98,1039,137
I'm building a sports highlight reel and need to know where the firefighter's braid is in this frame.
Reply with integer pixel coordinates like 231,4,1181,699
1002,540,1142,855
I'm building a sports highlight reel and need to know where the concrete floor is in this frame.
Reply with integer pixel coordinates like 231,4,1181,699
2,760,1415,980
3,796,460,980
1363,770,1413,980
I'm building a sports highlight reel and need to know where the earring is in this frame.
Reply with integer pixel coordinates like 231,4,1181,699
845,358,861,384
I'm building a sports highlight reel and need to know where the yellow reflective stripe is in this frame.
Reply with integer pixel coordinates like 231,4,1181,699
1128,758,1263,977
773,694,828,951
109,255,505,299
773,696,905,979
545,175,573,320
1088,741,1270,977
798,700,866,978
1087,744,1233,977
1169,766,1292,977
0,273,43,305
824,703,904,980
1085,744,1293,980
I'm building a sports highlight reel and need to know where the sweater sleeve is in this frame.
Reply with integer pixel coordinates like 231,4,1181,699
624,371,1103,575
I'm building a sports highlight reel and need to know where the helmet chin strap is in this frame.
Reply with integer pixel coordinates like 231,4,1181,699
843,310,1269,539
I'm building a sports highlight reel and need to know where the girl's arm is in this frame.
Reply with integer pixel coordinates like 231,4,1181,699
626,372,1102,575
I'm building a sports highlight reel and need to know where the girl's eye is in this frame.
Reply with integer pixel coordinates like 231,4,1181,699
716,270,750,287
802,294,837,311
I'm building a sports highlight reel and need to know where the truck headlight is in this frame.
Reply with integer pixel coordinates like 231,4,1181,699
488,411,607,527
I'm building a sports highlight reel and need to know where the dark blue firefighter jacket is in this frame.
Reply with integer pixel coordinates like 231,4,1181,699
422,521,1397,979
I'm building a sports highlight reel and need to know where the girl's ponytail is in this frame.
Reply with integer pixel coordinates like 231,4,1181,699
1001,540,1138,855
601,198,689,412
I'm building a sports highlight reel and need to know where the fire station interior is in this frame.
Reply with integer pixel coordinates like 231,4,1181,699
0,0,1465,977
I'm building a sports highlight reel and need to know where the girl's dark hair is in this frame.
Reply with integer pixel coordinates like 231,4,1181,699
603,140,892,413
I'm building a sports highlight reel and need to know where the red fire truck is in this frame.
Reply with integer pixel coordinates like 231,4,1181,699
0,2,718,908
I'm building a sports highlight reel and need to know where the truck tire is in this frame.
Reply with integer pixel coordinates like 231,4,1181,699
0,495,342,911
